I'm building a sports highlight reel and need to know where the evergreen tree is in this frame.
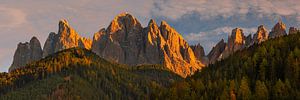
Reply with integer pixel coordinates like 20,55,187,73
238,77,251,100
254,80,268,100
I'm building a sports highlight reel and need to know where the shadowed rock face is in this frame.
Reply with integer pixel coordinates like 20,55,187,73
245,34,253,47
190,44,205,61
253,25,268,44
10,37,43,71
92,13,204,77
207,39,226,64
43,20,91,57
289,27,299,35
269,21,287,38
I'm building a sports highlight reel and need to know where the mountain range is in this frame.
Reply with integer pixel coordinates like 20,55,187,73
1,13,300,99
9,13,299,77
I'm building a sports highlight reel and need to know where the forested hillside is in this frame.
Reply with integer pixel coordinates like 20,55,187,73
0,48,181,99
160,32,300,99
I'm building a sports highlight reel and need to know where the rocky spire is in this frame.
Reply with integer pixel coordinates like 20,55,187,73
288,27,299,35
207,39,226,64
221,28,245,58
190,43,205,61
92,13,204,77
43,19,91,57
228,28,245,51
10,37,43,72
245,34,253,46
253,25,268,43
43,32,57,57
269,21,287,38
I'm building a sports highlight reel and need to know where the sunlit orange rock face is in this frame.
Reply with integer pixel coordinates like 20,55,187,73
10,37,43,71
221,28,246,58
43,20,92,57
92,13,204,77
269,21,287,38
253,25,268,44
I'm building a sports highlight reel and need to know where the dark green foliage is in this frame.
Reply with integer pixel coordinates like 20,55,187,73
0,48,182,99
160,32,300,99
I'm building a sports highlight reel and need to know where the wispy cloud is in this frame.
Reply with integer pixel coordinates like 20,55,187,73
0,6,27,28
153,0,300,22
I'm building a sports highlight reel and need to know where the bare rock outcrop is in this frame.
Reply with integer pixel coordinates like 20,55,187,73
43,19,91,57
190,43,208,64
92,13,204,77
245,34,253,47
269,21,287,38
207,39,226,64
9,37,43,71
253,25,268,44
221,28,246,58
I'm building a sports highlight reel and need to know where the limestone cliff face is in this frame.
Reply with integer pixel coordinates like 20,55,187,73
10,37,43,71
92,13,204,77
222,28,245,58
289,27,299,35
43,20,91,57
207,39,226,64
253,25,268,44
269,21,287,38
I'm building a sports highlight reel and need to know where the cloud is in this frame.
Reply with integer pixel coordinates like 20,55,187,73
0,6,27,28
153,0,300,21
184,27,257,53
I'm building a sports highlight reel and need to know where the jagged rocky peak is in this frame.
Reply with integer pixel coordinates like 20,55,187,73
230,28,245,44
56,19,80,51
43,19,90,57
228,28,245,51
107,12,142,34
245,34,253,46
146,19,161,45
42,32,57,57
289,27,299,34
10,36,43,72
92,13,204,77
269,20,287,38
253,25,268,43
220,28,246,59
190,43,209,65
207,39,226,64
190,43,205,60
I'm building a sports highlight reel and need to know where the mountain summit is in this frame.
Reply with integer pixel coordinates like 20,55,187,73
10,37,43,71
269,21,287,38
43,19,92,57
92,13,204,77
10,20,92,71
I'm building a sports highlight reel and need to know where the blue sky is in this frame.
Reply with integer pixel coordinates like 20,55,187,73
1,0,300,72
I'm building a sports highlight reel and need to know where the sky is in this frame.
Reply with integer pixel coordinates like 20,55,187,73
1,0,300,72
